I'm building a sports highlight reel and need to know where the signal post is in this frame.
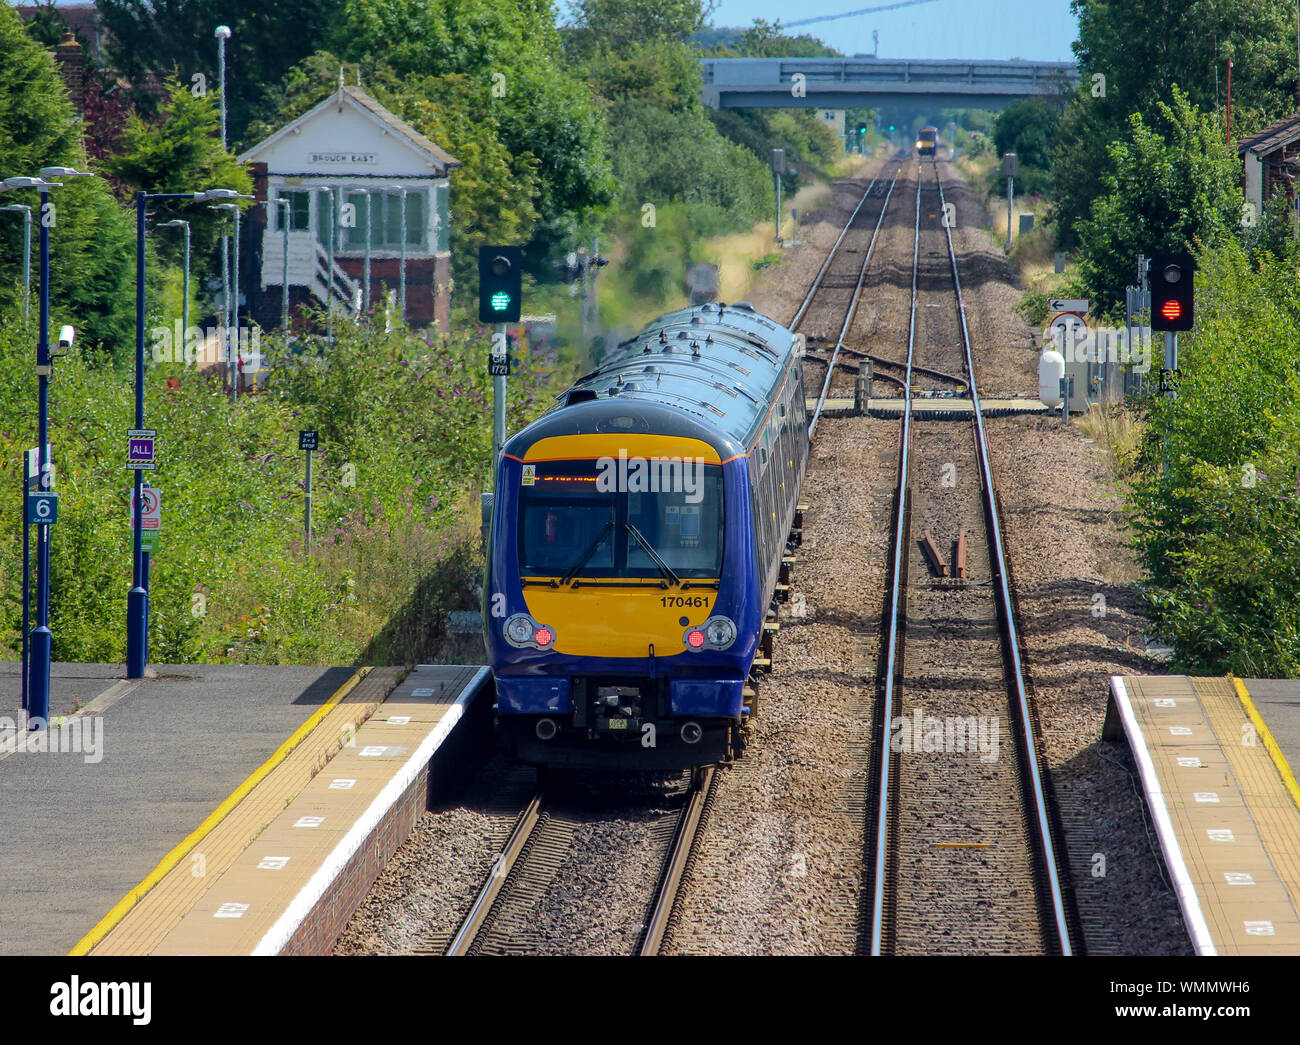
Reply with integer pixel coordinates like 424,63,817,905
479,246,523,472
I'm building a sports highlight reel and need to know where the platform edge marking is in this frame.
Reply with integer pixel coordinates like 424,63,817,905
68,666,372,956
1231,676,1300,814
250,665,490,956
1110,675,1218,956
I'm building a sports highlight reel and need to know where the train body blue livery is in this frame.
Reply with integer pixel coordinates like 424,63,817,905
484,302,809,769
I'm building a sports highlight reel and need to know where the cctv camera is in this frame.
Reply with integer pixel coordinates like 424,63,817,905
58,325,75,349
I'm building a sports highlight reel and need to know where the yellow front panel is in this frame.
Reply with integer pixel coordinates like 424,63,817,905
519,433,724,465
522,581,721,658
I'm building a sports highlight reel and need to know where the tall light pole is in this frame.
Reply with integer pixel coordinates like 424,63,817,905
317,185,335,342
160,219,190,357
275,196,290,338
215,25,231,150
128,187,246,679
392,184,407,324
0,203,31,326
357,188,372,317
212,203,238,392
3,169,95,725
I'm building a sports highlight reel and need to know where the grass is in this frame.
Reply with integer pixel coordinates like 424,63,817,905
1076,401,1144,478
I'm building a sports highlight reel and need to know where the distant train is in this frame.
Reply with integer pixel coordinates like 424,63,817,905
483,302,809,770
916,126,938,157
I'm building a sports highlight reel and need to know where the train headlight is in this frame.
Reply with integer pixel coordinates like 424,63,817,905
683,616,737,651
704,616,737,648
504,613,556,649
504,614,534,645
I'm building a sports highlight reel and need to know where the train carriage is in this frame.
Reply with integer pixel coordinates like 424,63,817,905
484,302,809,770
916,126,938,157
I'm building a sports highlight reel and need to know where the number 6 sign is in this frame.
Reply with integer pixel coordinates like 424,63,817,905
26,491,58,525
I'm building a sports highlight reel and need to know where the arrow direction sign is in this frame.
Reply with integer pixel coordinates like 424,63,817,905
1048,298,1089,315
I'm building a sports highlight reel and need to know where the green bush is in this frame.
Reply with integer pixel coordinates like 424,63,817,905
1129,239,1300,675
0,305,572,666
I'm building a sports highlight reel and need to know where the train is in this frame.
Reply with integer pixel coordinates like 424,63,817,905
916,126,938,157
483,302,809,770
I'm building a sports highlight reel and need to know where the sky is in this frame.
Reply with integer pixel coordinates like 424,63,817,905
707,0,1080,62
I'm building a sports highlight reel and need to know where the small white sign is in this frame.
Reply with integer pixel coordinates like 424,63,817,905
1207,828,1235,842
329,778,356,790
294,816,325,828
1049,298,1089,314
257,856,290,870
214,902,249,919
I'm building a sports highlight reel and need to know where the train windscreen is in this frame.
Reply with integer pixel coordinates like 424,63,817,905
518,459,724,580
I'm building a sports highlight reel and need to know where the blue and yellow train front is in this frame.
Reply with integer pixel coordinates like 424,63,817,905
485,420,760,770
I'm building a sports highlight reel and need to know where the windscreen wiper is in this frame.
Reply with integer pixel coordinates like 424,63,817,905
562,521,614,586
625,523,681,587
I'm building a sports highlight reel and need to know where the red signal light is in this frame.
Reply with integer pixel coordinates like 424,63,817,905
534,627,553,646
686,629,706,649
1160,300,1182,322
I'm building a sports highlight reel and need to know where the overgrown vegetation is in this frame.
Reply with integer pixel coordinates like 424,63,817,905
0,308,573,665
1128,240,1300,676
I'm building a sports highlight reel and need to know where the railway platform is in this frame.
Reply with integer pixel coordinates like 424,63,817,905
0,660,490,955
1107,675,1300,955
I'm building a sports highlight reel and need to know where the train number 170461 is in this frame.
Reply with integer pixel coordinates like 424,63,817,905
661,596,710,608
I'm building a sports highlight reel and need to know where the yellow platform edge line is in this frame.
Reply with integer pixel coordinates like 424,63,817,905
68,665,373,956
1231,675,1300,815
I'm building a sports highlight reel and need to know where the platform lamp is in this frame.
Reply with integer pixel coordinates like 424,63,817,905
0,203,31,326
160,219,190,353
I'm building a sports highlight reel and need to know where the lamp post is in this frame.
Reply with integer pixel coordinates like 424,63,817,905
356,188,372,318
392,184,407,324
160,219,190,359
275,196,290,338
3,168,95,726
211,203,238,394
0,203,31,326
127,188,247,679
317,186,334,342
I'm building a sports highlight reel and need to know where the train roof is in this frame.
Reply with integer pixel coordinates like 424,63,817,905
514,302,798,453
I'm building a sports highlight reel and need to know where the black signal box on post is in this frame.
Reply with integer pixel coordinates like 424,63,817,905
478,246,523,324
1150,252,1195,331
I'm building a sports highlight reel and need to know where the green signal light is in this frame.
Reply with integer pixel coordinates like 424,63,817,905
491,290,512,311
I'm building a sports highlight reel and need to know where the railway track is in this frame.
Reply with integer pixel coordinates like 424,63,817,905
862,160,1078,955
789,160,901,433
445,768,716,956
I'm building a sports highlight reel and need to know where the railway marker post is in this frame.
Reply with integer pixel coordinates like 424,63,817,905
1002,152,1017,253
299,430,318,550
771,149,785,244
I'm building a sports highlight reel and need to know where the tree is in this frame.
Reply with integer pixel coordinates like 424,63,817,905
994,98,1060,172
1073,88,1242,317
1056,0,1299,249
0,5,136,362
328,0,616,260
105,78,253,268
95,0,346,146
568,0,715,56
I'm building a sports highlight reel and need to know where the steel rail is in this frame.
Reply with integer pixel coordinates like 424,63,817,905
638,766,716,955
933,163,1073,954
789,171,882,331
868,165,920,957
445,790,543,956
809,170,899,436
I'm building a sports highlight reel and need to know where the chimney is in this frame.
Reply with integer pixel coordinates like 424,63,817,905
54,32,86,116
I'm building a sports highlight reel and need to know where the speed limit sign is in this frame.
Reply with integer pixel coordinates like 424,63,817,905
26,491,58,525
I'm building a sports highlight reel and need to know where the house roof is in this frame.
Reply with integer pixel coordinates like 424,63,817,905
238,85,461,173
1237,112,1300,157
